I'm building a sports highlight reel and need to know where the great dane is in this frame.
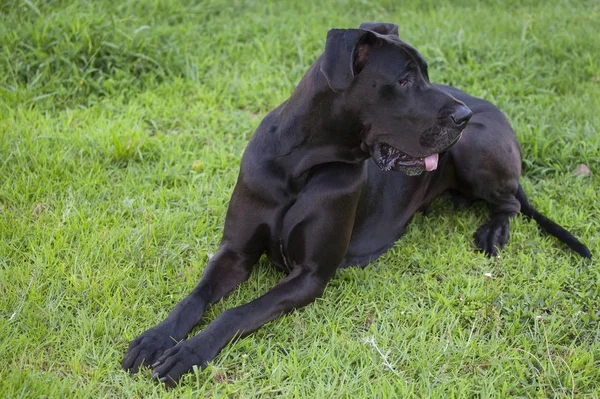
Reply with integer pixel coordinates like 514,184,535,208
123,22,591,386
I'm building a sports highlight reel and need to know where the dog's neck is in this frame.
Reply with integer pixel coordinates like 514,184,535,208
276,59,369,176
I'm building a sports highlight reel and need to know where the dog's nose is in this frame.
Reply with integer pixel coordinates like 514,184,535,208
450,106,473,128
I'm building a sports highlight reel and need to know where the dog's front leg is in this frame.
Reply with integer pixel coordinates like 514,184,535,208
123,182,268,374
151,163,365,386
151,265,334,386
122,247,260,374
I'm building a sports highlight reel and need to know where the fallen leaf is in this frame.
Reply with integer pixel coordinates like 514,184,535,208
32,203,50,215
213,372,227,383
573,164,591,176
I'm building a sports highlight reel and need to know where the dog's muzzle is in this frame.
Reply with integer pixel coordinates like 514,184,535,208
371,142,440,175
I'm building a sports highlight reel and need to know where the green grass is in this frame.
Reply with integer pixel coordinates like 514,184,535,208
1,0,599,397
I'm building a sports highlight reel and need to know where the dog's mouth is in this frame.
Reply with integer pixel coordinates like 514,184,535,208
372,142,439,174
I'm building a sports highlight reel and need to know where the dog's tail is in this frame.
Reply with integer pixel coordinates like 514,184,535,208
515,184,591,258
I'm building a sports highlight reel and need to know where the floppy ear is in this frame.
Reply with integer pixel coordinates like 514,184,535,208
359,22,399,37
320,29,377,93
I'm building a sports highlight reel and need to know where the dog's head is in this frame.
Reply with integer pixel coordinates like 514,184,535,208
320,22,472,175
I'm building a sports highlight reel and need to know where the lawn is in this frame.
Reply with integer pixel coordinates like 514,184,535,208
1,0,599,397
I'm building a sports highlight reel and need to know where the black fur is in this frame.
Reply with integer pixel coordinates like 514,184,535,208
123,23,591,387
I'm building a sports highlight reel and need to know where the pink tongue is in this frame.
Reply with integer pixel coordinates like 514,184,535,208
424,153,439,171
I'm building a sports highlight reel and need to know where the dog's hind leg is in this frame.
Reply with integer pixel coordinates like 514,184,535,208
449,115,591,258
472,192,521,257
449,114,522,257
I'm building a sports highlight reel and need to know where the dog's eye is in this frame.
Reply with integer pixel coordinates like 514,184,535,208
399,79,408,87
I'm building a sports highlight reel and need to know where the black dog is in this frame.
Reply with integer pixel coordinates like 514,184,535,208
123,22,591,386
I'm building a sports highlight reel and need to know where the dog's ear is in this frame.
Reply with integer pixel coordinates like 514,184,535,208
320,29,379,93
358,22,399,37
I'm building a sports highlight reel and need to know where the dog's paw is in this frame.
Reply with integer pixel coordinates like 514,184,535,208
474,217,510,257
122,327,178,374
151,339,210,388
